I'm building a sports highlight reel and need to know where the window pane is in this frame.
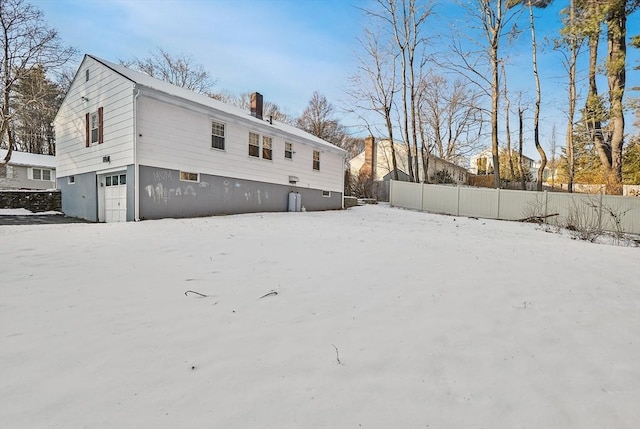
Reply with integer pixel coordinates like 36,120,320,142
249,132,260,157
119,174,126,185
262,137,272,160
106,176,111,186
313,151,320,170
42,169,51,180
33,169,41,180
212,121,225,150
285,142,293,159
180,171,198,182
212,135,225,150
112,175,119,185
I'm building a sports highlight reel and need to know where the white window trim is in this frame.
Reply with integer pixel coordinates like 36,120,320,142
248,132,260,158
90,112,99,144
322,190,331,198
211,119,226,151
68,176,75,185
284,142,293,160
29,167,53,181
262,136,273,161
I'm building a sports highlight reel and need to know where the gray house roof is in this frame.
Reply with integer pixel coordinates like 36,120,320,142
0,150,56,168
88,55,346,155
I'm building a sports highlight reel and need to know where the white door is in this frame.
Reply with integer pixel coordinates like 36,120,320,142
104,173,127,222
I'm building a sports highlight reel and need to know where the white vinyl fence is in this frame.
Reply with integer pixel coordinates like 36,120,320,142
390,181,640,235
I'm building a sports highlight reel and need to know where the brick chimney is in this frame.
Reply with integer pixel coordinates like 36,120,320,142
250,92,263,120
359,136,376,180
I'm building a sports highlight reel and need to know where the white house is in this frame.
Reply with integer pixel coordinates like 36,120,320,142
349,137,469,185
0,150,56,190
54,55,346,222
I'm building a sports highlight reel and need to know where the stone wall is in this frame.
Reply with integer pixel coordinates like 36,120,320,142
0,190,62,212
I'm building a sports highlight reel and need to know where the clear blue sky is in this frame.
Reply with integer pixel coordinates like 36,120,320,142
34,0,639,159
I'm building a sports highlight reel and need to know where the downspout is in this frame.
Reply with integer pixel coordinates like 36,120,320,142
133,87,140,221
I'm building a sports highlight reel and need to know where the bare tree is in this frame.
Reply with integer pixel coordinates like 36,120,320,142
556,0,584,193
517,99,527,190
1,0,76,164
296,91,347,147
501,62,516,180
420,72,484,164
508,0,551,191
120,47,216,95
364,0,434,182
347,28,399,180
212,90,293,124
448,0,518,188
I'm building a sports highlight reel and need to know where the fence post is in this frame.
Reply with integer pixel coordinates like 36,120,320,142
456,185,460,216
496,188,501,219
544,190,548,222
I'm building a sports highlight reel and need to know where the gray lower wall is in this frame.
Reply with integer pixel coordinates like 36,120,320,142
57,172,98,222
126,165,135,221
139,165,342,220
0,190,61,212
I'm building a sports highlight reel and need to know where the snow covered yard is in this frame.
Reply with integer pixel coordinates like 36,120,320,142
1,204,638,429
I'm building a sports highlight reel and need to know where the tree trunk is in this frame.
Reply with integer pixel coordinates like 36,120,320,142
566,0,577,193
518,106,526,190
606,0,626,195
502,63,515,181
529,2,547,192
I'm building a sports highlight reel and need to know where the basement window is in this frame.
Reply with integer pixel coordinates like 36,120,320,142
68,176,75,184
322,190,331,198
180,171,199,182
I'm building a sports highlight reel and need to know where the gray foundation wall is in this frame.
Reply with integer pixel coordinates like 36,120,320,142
139,165,342,220
57,172,98,221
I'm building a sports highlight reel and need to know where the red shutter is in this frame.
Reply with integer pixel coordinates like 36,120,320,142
98,107,104,144
85,113,90,147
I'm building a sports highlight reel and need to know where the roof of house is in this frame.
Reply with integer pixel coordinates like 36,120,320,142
87,55,345,155
0,150,56,168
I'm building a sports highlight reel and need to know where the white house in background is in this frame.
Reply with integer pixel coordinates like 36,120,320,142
469,148,550,181
349,137,469,185
54,54,346,222
0,150,56,190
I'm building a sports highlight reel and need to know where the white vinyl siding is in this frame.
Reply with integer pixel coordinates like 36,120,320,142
54,57,135,177
136,96,344,193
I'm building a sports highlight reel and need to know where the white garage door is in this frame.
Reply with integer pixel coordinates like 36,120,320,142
105,173,127,222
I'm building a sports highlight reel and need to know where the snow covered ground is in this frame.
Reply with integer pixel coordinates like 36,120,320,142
1,204,638,428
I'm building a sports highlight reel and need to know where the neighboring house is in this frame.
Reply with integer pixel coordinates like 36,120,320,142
469,148,550,181
0,150,56,190
349,137,469,185
54,55,346,222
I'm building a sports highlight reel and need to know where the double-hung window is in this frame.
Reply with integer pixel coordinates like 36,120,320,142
284,142,293,159
85,107,103,147
90,113,99,144
31,168,52,181
313,150,320,171
249,132,260,157
212,121,225,150
262,136,272,160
